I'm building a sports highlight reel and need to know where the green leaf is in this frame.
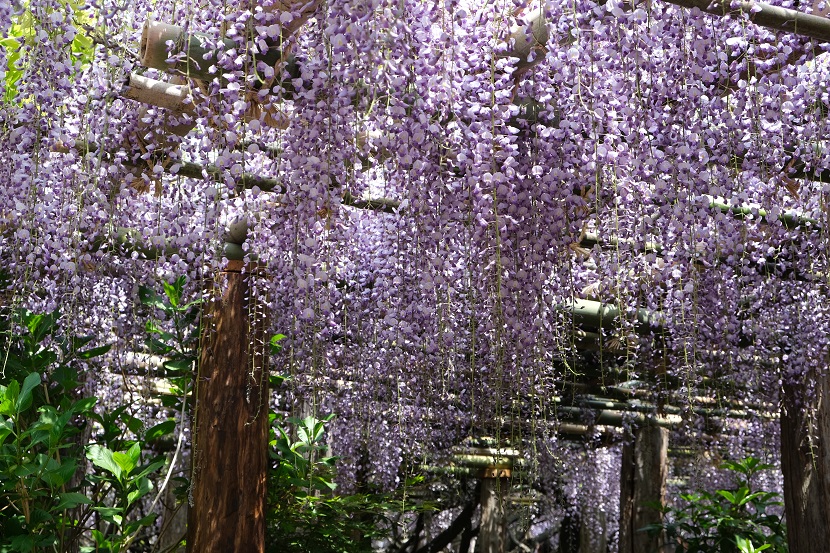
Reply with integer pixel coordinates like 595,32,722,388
146,337,174,355
77,344,112,359
54,492,92,511
0,418,13,445
0,379,19,415
71,396,98,414
120,412,143,434
124,513,158,535
29,350,58,372
145,420,176,442
163,359,193,372
16,372,41,413
312,475,338,492
0,37,21,51
139,285,168,311
162,277,185,308
112,443,140,476
41,458,77,487
70,335,95,350
94,506,123,526
11,534,37,551
133,458,165,480
91,528,106,546
52,365,79,391
127,442,141,463
127,476,153,506
87,444,122,479
24,311,59,343
270,333,287,355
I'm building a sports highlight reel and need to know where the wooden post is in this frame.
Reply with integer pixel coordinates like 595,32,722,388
618,420,668,553
780,370,830,553
578,506,607,553
477,468,510,553
187,262,269,553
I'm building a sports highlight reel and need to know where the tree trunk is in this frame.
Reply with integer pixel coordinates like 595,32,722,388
618,421,668,553
477,472,509,553
781,371,830,553
187,263,269,553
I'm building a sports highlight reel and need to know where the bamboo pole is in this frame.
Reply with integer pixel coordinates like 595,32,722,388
141,21,238,81
561,298,663,331
123,73,290,129
57,139,400,212
124,73,194,113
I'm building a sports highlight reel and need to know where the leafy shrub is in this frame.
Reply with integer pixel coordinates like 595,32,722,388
0,310,169,552
138,275,201,415
644,457,787,553
266,413,422,553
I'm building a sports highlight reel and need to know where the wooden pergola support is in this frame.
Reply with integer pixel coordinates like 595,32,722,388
618,420,668,553
477,467,511,553
186,261,269,552
780,369,830,552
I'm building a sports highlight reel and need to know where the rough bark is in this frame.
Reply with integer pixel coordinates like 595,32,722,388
186,263,269,553
477,475,509,553
618,421,668,553
664,0,830,43
780,371,830,553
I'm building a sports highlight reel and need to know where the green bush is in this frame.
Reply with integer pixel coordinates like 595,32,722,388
643,457,787,553
266,413,426,553
0,309,167,552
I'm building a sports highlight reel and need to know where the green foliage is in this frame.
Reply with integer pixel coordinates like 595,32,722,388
0,310,166,552
643,457,787,553
139,275,202,413
1,0,95,103
267,413,423,553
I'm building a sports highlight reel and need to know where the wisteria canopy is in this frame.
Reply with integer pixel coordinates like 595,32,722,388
2,0,830,549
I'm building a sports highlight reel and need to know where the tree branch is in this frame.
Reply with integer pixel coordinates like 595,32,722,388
663,0,830,43
413,483,482,553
